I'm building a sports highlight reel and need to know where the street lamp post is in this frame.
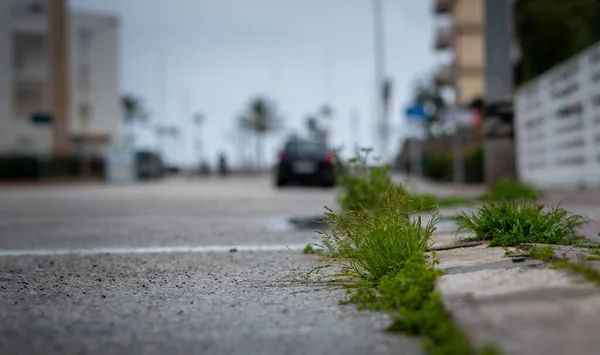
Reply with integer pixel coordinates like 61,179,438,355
193,113,205,165
372,0,388,161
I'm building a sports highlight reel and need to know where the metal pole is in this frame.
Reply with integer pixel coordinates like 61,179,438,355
50,0,70,156
372,0,386,160
483,0,516,184
409,124,423,179
350,108,359,152
452,122,464,185
156,51,167,164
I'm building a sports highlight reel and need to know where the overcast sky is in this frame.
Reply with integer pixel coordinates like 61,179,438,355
70,0,447,167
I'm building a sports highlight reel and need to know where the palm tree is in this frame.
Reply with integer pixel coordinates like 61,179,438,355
122,95,143,122
238,97,282,169
121,94,148,149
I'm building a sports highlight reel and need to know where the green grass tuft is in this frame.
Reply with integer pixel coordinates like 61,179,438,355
456,200,589,247
527,246,556,261
319,187,436,281
302,243,322,255
336,149,407,217
408,195,472,213
480,180,541,202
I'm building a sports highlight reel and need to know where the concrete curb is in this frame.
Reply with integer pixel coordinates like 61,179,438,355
431,233,600,355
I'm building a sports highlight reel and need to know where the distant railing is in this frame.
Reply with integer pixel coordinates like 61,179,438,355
515,41,600,188
11,0,47,18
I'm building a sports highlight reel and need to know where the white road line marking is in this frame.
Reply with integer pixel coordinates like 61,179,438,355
0,243,310,257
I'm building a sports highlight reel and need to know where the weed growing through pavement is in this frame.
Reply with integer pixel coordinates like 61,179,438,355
456,199,589,247
410,195,473,213
336,148,408,217
527,245,556,261
302,150,495,355
552,259,600,285
317,188,436,281
479,180,541,202
302,243,322,255
524,246,600,287
335,148,458,215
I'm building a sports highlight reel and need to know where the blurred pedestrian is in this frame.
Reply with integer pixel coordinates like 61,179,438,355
218,153,229,177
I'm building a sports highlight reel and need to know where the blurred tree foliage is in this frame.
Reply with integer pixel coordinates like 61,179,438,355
515,0,600,85
238,97,282,169
411,74,447,138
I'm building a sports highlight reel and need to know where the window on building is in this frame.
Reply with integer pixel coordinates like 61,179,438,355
13,32,47,74
12,32,49,119
13,81,47,118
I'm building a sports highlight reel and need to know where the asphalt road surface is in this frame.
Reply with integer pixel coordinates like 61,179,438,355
0,176,422,355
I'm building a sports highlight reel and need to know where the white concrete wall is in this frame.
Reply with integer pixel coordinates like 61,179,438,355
0,0,53,155
0,2,121,158
68,13,121,157
515,41,600,189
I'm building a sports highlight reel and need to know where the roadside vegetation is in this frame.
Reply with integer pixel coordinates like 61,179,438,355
304,149,496,355
304,149,591,354
457,199,589,247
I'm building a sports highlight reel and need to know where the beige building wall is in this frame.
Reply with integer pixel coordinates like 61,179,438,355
452,0,483,25
456,33,484,70
457,75,484,104
434,0,485,106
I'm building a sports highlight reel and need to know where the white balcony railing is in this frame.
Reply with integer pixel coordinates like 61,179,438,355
515,41,600,188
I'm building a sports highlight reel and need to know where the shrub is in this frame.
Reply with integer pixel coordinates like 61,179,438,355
420,145,484,184
457,200,589,247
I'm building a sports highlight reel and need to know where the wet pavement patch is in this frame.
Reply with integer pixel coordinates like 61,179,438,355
288,216,329,231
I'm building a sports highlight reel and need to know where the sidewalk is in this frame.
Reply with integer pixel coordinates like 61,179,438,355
430,228,600,355
408,174,600,354
392,173,487,198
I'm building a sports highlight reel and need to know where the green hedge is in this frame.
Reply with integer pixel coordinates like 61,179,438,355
0,155,105,180
0,156,42,179
407,145,484,184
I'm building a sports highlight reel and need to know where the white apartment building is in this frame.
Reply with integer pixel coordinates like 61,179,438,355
0,0,121,158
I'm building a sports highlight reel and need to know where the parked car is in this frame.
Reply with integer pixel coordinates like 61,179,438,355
135,151,163,180
274,139,336,187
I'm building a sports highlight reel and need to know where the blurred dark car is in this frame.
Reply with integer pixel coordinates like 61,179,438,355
275,139,336,187
135,151,163,180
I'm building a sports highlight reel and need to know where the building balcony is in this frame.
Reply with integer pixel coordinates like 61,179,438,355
453,22,484,35
434,0,455,14
453,63,485,77
435,26,453,50
434,65,455,86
